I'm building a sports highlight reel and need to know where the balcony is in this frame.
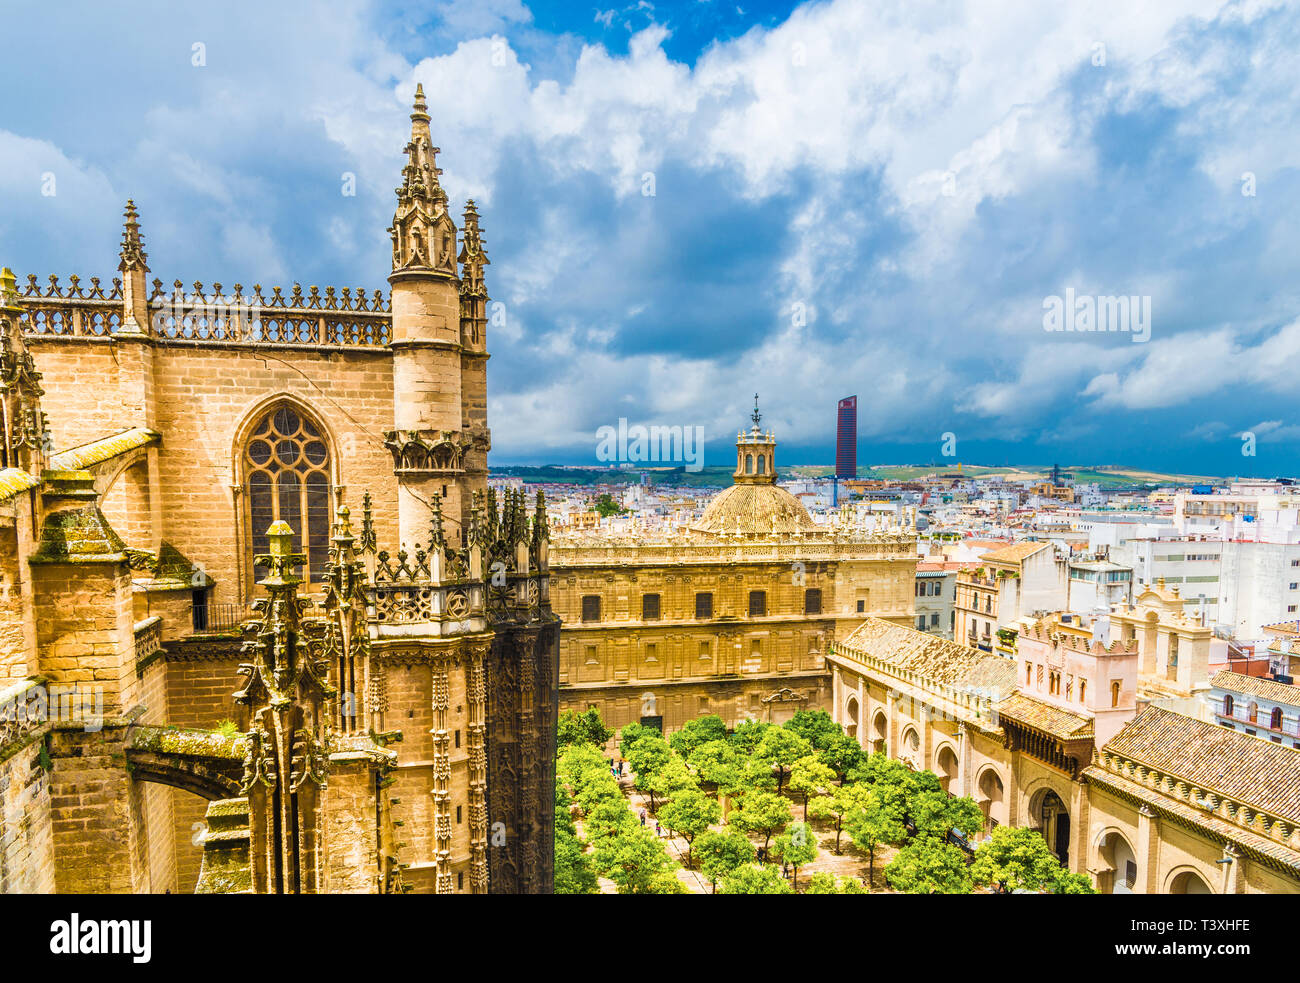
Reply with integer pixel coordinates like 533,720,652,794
1216,708,1300,738
134,616,163,664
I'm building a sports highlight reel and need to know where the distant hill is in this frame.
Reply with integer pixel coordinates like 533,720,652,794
491,465,736,488
492,462,1224,489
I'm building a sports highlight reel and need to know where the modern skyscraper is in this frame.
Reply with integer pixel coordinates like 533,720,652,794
836,395,857,479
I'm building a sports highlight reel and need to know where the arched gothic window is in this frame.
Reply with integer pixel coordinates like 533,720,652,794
244,405,332,586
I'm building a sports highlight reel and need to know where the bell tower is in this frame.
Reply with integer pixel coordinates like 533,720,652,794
386,83,487,551
734,393,776,483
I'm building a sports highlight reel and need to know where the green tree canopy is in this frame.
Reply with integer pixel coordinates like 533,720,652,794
591,825,681,894
808,781,875,854
669,714,729,759
1054,872,1098,895
695,827,755,893
619,721,660,757
771,821,819,890
554,825,600,895
719,863,794,895
753,726,813,791
639,749,695,812
787,754,836,821
909,789,984,843
804,871,839,894
592,492,627,517
557,706,613,751
848,753,912,823
558,743,608,790
970,826,1092,894
728,789,792,853
816,732,865,785
885,840,974,895
784,709,842,750
584,797,637,840
729,719,772,755
687,739,745,794
844,789,907,884
658,789,721,866
625,732,671,783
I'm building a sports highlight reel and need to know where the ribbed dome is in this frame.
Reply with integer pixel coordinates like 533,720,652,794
693,482,819,536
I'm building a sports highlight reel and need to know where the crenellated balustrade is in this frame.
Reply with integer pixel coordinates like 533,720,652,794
18,273,392,348
359,487,551,630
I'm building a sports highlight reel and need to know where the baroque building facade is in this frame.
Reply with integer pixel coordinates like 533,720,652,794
827,582,1300,893
0,86,558,894
551,412,917,732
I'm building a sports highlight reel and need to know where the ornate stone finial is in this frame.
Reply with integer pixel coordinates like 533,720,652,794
532,490,549,549
412,82,429,120
458,199,490,282
0,270,51,470
255,519,305,587
117,199,149,274
430,492,446,550
359,491,377,554
333,504,354,547
0,267,22,313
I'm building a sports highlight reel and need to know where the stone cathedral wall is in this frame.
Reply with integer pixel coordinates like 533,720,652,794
26,336,401,607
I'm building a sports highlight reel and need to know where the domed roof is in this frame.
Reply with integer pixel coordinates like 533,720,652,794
693,482,819,536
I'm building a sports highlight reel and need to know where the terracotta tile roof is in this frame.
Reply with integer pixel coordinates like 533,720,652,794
1211,671,1300,708
1083,765,1300,874
981,540,1053,564
1263,621,1300,636
995,693,1094,741
961,539,1011,551
837,617,1017,697
1102,705,1300,823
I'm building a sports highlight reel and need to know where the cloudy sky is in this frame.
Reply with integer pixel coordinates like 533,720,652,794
2,0,1298,476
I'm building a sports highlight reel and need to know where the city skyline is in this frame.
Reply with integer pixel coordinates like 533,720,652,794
3,1,1298,476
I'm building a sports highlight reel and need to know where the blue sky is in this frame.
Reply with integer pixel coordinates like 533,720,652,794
2,0,1299,476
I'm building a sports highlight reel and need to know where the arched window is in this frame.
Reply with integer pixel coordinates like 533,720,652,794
745,454,753,474
756,454,766,474
1271,707,1283,731
1223,694,1234,719
1111,680,1121,708
244,404,332,586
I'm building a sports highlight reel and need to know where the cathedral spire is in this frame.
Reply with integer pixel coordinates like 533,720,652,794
117,199,149,274
117,200,151,335
459,199,489,285
458,199,489,349
389,83,455,277
235,521,335,893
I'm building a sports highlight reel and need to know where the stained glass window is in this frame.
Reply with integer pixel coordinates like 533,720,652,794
244,405,331,586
